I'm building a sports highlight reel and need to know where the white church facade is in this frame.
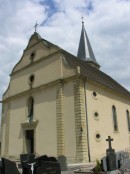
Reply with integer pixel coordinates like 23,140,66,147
0,22,130,163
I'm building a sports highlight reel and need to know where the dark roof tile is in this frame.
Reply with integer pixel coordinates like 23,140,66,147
62,50,130,98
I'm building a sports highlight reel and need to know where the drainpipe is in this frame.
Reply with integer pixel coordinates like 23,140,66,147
84,79,91,162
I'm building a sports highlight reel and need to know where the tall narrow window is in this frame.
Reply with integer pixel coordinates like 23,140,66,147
112,105,118,131
28,97,34,121
126,110,130,132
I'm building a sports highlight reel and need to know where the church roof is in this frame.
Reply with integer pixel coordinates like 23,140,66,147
62,49,130,98
77,22,100,68
26,31,60,50
11,31,130,99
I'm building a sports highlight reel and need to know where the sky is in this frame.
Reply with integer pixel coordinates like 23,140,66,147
0,0,130,112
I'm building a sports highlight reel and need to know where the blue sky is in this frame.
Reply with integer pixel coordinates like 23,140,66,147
0,0,130,112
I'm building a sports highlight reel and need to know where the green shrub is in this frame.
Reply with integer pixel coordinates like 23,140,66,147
93,159,103,173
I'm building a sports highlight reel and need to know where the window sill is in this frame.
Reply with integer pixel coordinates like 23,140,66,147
21,119,38,129
113,130,119,133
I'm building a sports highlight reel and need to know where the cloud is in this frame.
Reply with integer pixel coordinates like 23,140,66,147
0,0,47,115
0,0,130,114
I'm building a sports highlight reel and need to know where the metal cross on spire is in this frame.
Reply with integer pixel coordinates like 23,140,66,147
34,22,38,32
81,16,84,24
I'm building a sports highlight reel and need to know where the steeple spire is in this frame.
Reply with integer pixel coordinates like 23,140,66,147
77,19,100,68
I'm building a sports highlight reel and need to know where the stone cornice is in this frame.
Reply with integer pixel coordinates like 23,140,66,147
21,119,38,129
87,78,130,103
2,75,79,103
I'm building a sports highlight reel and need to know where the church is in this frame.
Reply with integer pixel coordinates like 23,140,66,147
0,21,130,163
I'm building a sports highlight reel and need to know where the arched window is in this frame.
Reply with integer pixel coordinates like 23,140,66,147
112,105,118,131
28,97,34,121
126,110,130,132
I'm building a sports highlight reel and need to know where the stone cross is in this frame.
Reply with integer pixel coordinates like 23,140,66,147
106,136,113,149
81,16,84,24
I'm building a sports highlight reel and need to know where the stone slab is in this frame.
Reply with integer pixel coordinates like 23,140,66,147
61,172,74,174
101,157,107,171
107,169,121,174
58,155,68,171
0,158,20,174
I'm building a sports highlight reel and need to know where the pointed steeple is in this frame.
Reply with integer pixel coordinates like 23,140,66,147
77,20,100,68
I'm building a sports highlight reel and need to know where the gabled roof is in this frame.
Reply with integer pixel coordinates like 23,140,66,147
25,32,60,50
77,22,100,68
10,31,130,99
32,31,129,99
62,49,130,98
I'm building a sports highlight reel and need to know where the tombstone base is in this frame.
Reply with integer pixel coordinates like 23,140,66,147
106,153,117,171
107,169,121,174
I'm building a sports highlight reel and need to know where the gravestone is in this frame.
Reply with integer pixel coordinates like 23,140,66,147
35,155,57,166
119,152,130,172
35,155,61,174
58,155,67,171
0,158,20,174
106,136,117,171
121,152,129,159
101,157,107,171
20,153,36,174
101,152,122,172
36,161,61,174
115,151,124,169
101,137,130,173
20,154,61,174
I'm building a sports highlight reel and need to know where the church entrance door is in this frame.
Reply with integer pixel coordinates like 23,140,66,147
25,130,34,153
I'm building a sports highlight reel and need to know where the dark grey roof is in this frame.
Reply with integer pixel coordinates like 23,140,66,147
31,32,130,99
15,31,130,99
77,22,100,68
62,50,130,98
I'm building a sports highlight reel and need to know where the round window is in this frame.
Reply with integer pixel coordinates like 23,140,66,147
30,51,36,61
94,112,99,120
30,75,34,83
93,91,97,97
92,91,98,99
95,132,101,142
96,134,100,139
29,74,35,85
94,112,98,117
